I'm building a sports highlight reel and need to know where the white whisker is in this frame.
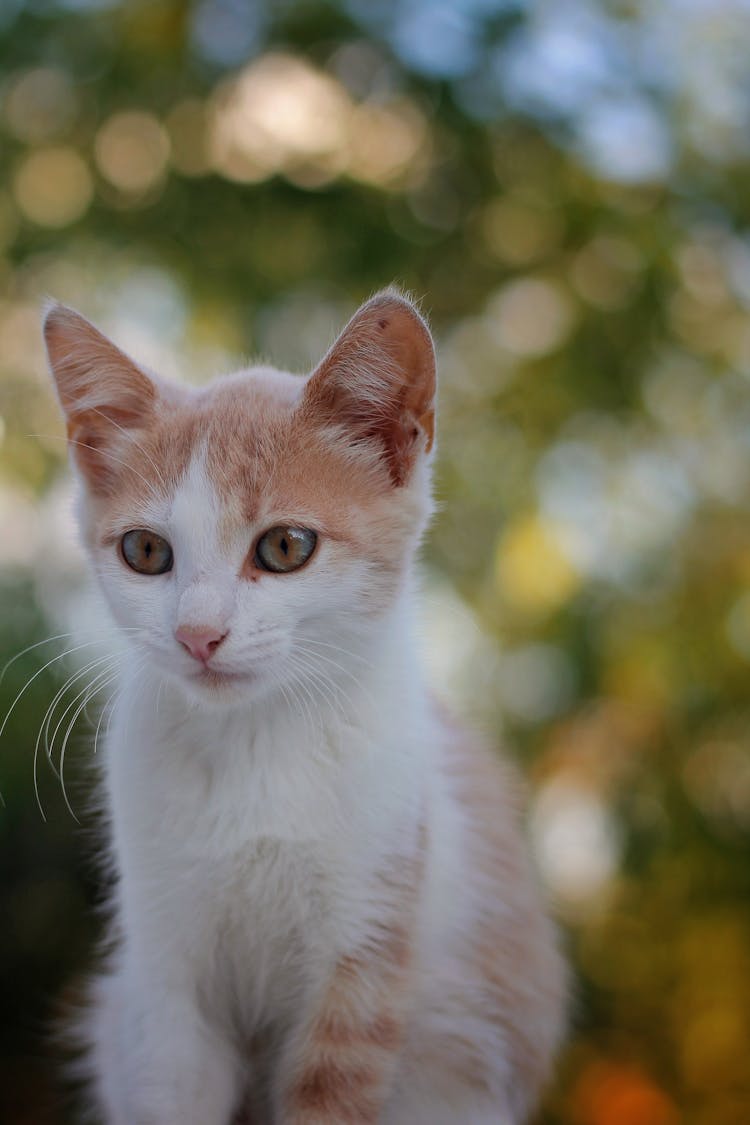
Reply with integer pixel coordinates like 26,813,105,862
50,659,120,772
58,670,118,823
35,653,118,798
0,627,137,687
296,635,375,671
93,655,148,761
94,678,123,758
33,655,120,821
307,665,356,725
0,639,129,751
106,676,126,742
2,632,78,688
293,641,375,716
285,649,355,739
282,660,319,735
45,653,120,765
297,648,365,701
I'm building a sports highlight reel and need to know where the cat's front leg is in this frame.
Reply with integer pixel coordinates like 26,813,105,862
89,967,243,1125
276,820,427,1125
276,921,415,1125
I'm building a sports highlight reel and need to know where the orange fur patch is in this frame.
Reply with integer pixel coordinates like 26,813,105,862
290,1058,381,1123
442,725,568,1114
285,824,426,1122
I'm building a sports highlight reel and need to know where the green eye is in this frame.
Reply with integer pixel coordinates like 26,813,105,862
121,529,173,575
255,527,317,573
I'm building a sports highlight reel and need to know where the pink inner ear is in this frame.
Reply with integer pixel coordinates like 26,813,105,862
43,304,157,493
303,292,436,486
44,306,156,423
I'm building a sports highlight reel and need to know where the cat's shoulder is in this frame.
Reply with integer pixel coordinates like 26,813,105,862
432,698,529,838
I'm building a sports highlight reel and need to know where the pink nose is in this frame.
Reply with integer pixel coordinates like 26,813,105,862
175,625,227,664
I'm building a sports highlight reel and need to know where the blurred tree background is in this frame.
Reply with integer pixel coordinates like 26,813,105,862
2,0,750,1122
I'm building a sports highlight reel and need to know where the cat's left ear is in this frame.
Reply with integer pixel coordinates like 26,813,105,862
302,289,436,486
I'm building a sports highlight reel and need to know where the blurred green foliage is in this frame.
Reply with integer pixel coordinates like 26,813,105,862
2,1,750,1122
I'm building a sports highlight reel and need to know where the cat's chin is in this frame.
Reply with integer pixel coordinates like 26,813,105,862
178,666,273,708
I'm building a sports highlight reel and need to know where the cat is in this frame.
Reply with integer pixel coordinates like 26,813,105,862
43,289,566,1125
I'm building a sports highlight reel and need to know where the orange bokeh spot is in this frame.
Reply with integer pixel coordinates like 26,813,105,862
572,1060,680,1125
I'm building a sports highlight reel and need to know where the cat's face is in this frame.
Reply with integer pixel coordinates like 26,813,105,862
43,292,436,706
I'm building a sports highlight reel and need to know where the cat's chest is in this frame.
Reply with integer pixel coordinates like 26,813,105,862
131,811,330,1026
109,710,354,947
220,834,331,957
110,704,346,858
107,687,420,1014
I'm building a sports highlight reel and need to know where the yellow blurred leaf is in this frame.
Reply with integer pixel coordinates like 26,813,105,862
495,513,581,614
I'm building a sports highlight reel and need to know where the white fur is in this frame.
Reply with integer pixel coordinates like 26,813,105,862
77,440,536,1123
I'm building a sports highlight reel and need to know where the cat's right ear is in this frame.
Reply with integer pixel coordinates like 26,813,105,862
43,303,157,491
302,290,436,487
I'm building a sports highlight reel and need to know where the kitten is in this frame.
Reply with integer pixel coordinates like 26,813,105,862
43,289,566,1125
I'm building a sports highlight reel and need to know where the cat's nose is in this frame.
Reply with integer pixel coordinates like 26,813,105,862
175,625,228,664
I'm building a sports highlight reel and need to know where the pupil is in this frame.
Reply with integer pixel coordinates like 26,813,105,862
145,541,152,557
280,537,288,555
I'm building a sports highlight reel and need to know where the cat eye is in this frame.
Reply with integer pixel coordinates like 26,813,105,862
121,529,173,575
255,527,317,573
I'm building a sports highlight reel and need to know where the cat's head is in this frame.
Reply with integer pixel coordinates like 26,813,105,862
43,290,436,706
